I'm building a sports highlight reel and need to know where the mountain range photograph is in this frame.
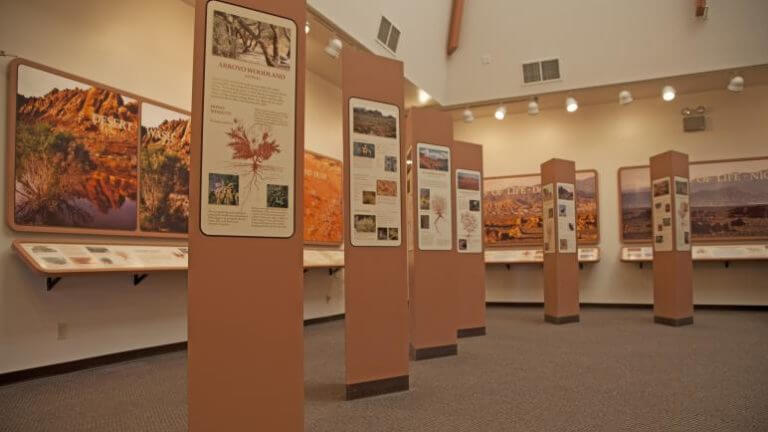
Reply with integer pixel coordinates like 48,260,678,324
139,103,191,234
14,65,139,231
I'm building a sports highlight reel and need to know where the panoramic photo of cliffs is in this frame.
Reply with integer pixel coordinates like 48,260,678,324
139,103,191,234
14,65,139,230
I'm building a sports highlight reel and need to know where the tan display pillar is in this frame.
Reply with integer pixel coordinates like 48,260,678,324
650,151,693,326
407,107,459,359
541,159,580,324
453,141,486,337
188,1,305,430
342,48,409,399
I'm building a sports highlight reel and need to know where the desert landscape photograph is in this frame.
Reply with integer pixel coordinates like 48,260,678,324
458,171,481,191
303,152,342,244
418,146,449,172
139,103,190,234
352,106,397,138
575,171,599,243
689,158,768,241
14,65,139,231
619,166,652,242
211,10,292,69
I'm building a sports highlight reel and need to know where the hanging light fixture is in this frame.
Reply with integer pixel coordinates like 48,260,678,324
618,90,634,105
305,21,310,34
662,85,676,102
324,36,343,58
527,97,540,115
565,96,578,113
418,89,431,104
462,108,475,123
494,105,507,120
727,75,744,92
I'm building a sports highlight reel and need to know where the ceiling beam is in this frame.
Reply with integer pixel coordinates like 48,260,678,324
447,0,464,56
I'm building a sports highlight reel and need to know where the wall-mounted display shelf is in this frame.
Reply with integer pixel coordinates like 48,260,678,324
621,244,768,266
484,247,600,266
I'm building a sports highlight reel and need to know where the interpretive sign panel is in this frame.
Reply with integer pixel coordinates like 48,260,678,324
417,143,452,250
200,1,297,237
652,177,673,252
348,98,402,246
455,169,482,253
556,183,576,253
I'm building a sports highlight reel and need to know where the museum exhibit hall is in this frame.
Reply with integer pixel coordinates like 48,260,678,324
1,0,768,431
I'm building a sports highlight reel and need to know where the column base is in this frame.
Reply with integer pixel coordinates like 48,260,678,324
409,343,458,361
544,314,580,324
457,327,486,338
345,375,409,400
654,316,693,327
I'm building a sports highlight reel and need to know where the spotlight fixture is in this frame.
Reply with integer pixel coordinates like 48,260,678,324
324,36,343,59
662,85,676,102
565,96,578,113
305,21,310,34
418,89,431,104
494,105,507,120
527,97,540,115
727,75,744,92
462,108,475,123
618,90,634,105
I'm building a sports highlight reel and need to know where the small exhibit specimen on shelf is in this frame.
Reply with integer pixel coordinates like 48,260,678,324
139,103,191,233
483,171,598,246
303,152,342,244
13,65,139,230
619,158,768,243
211,9,292,69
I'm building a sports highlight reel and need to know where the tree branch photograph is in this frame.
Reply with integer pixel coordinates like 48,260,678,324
211,10,292,69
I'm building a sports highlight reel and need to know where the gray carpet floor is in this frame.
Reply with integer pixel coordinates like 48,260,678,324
2,307,767,431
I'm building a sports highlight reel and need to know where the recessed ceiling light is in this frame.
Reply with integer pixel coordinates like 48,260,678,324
565,97,578,113
727,75,744,92
462,108,474,123
618,90,633,105
494,105,506,120
324,37,343,59
418,89,431,104
528,97,540,115
662,85,676,102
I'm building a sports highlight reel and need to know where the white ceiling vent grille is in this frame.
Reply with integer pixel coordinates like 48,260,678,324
376,15,400,54
522,59,561,84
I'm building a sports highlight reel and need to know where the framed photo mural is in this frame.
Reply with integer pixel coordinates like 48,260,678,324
303,151,342,245
7,59,190,238
618,157,768,243
482,170,599,247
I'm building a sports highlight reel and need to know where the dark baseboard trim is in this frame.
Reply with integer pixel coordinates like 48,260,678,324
409,343,458,361
654,316,694,327
457,327,486,338
304,313,345,326
0,342,187,387
488,302,768,311
346,375,409,400
544,314,580,324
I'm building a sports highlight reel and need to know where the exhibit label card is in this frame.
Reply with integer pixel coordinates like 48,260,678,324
200,1,297,237
674,176,691,251
348,98,402,246
455,169,482,253
652,177,673,252
21,243,188,271
542,183,555,254
417,143,452,250
556,183,576,253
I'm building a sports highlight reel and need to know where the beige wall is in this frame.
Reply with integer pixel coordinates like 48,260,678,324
0,0,344,373
454,85,768,305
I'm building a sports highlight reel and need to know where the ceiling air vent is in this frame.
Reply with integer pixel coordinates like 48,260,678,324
376,15,400,54
522,58,561,84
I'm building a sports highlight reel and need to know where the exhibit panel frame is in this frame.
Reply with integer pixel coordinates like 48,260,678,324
6,58,191,239
483,169,600,248
618,156,768,245
188,0,306,430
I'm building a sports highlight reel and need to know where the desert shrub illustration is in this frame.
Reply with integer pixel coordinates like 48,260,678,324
226,119,280,193
461,211,478,237
431,195,447,233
